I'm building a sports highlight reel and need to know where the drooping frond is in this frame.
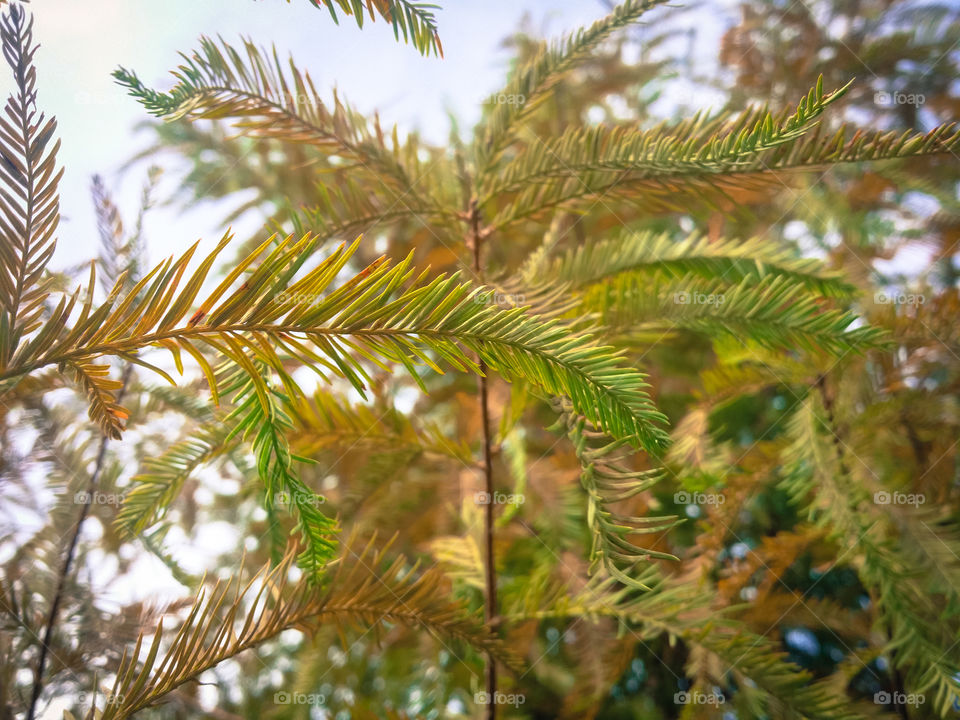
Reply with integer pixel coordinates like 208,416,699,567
0,6,62,367
221,363,339,575
299,0,442,57
484,79,960,230
113,38,427,199
585,273,887,356
63,359,128,439
780,394,867,537
552,400,678,590
1,234,669,451
91,538,519,720
525,228,855,298
476,0,671,172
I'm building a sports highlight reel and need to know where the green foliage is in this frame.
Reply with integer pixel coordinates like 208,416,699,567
3,0,959,718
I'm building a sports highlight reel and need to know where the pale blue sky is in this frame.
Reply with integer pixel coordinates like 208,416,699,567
21,0,733,272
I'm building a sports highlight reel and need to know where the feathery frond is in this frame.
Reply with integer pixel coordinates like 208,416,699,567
552,400,678,589
113,38,425,198
117,419,236,536
584,273,887,356
301,0,442,57
485,79,960,229
0,6,62,367
294,388,472,464
782,395,960,716
525,228,855,297
1,235,669,450
476,0,671,172
521,572,863,719
222,362,339,575
92,537,518,720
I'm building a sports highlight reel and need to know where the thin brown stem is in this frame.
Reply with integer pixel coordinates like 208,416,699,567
26,364,133,720
469,198,497,720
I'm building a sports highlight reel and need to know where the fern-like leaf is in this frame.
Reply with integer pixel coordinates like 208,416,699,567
113,38,426,200
91,537,519,720
1,235,669,451
552,400,679,589
485,79,959,230
301,0,442,57
526,228,855,298
0,6,63,366
586,273,887,356
476,0,671,172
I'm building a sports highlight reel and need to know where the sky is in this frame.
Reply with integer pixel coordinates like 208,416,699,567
15,0,740,275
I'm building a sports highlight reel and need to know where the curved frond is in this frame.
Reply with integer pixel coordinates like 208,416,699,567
113,38,428,200
300,0,442,57
526,228,855,298
92,538,519,720
117,420,237,536
2,234,669,450
485,79,960,230
63,359,128,439
552,400,679,589
476,0,670,174
586,273,887,356
223,363,339,575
